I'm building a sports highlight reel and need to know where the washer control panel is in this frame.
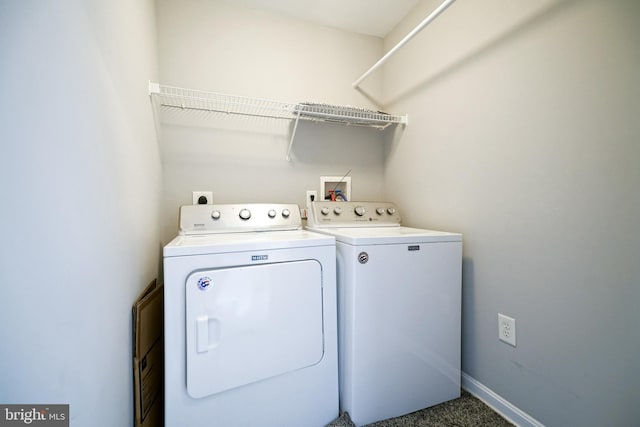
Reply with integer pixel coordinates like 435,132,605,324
307,201,401,228
179,203,301,235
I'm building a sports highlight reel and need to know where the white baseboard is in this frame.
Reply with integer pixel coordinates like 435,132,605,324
461,372,545,427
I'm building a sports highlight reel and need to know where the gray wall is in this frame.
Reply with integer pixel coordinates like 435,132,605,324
0,1,161,425
155,0,389,242
382,1,640,425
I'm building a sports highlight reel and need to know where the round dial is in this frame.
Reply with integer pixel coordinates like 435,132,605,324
321,207,330,216
239,208,251,220
387,207,396,215
354,206,366,216
282,209,290,218
334,207,343,215
267,209,277,218
211,210,221,220
376,208,385,215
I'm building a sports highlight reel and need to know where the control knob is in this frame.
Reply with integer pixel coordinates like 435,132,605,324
320,207,330,216
334,207,342,215
282,209,290,218
354,206,366,216
268,209,277,218
375,208,385,215
387,207,396,215
211,210,221,220
239,208,251,220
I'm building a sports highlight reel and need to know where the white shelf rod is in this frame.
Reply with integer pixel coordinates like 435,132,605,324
352,0,457,88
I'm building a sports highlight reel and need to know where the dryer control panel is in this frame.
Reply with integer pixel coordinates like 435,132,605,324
307,201,401,228
179,203,302,235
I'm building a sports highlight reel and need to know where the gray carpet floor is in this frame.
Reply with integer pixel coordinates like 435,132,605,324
326,390,514,427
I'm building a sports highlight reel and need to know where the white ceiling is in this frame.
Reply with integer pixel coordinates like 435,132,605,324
231,0,422,37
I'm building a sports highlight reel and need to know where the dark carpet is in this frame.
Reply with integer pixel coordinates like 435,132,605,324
326,390,514,427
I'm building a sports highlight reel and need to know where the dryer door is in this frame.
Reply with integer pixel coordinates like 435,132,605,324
185,260,324,398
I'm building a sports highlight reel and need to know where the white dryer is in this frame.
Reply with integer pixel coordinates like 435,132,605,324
164,204,338,427
306,201,462,427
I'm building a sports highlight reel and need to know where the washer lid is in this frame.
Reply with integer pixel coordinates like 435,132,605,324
305,226,461,245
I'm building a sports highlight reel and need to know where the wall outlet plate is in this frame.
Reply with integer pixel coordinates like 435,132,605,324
192,191,213,205
498,313,516,347
306,190,318,206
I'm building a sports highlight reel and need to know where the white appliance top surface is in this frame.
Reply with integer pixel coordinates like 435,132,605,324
305,226,461,245
164,229,335,257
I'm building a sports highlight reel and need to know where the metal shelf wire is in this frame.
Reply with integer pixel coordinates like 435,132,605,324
148,82,407,161
295,102,406,128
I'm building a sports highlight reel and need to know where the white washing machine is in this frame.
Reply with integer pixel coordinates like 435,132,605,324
164,203,338,427
306,201,462,427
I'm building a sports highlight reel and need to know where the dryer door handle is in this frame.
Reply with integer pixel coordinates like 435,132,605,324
196,315,209,353
196,315,221,353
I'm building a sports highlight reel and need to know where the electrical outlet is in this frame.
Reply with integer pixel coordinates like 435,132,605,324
498,313,516,347
192,191,213,205
306,190,318,206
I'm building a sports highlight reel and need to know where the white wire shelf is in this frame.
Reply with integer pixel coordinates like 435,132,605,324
150,83,298,120
295,103,406,128
148,82,408,160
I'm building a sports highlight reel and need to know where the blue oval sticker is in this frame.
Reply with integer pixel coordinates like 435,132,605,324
197,276,212,290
